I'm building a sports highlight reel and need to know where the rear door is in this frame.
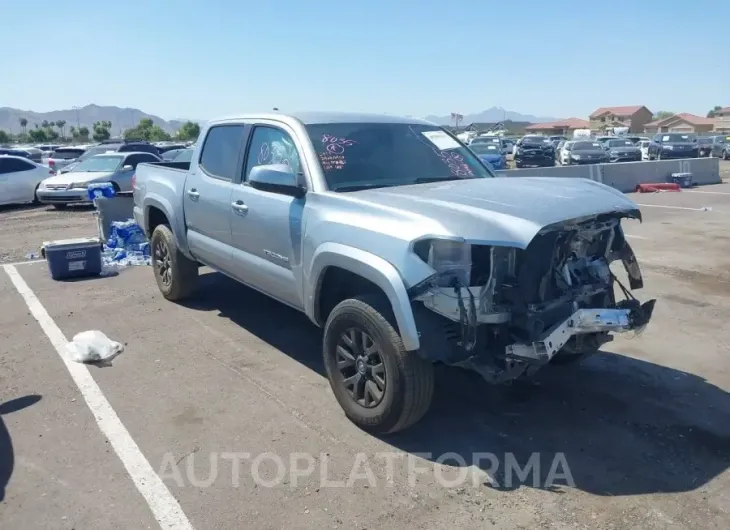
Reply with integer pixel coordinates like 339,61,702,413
0,158,10,204
229,123,307,309
184,124,248,273
1,158,37,203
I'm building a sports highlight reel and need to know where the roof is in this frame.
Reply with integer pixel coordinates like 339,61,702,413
645,113,716,127
718,107,730,113
525,117,590,130
214,111,433,126
589,106,646,118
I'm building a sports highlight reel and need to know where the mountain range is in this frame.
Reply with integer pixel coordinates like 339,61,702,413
423,107,558,125
0,104,559,135
0,104,196,135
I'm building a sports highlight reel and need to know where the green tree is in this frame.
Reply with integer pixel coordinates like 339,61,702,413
653,111,674,121
28,128,48,142
123,118,171,141
707,105,723,118
41,120,49,128
92,121,111,141
0,130,10,144
56,120,66,138
77,126,90,141
19,117,28,134
176,121,200,141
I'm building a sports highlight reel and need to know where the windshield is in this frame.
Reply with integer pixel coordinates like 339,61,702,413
162,149,183,161
173,149,194,162
305,123,494,191
76,144,120,162
71,155,123,172
470,143,501,155
573,141,602,151
607,139,635,147
51,148,84,159
697,137,712,145
521,136,548,144
470,136,500,145
660,134,696,143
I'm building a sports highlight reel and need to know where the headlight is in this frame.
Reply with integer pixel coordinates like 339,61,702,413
663,145,674,150
572,154,582,159
413,238,471,287
68,182,89,189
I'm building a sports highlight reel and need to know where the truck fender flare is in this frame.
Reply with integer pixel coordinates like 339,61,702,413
306,243,420,351
143,195,191,258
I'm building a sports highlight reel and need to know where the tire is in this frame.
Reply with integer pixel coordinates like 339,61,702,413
724,151,729,161
150,224,198,301
53,203,68,210
33,185,40,205
323,294,434,434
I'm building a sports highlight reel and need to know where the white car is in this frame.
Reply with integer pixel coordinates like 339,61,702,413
0,155,55,206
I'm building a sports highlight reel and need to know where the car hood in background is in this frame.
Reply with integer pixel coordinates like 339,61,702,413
345,177,640,248
571,149,607,157
609,146,641,153
478,153,504,161
42,171,117,186
661,142,697,148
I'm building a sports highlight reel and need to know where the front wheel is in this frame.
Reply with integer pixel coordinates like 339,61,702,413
150,224,199,301
323,295,434,434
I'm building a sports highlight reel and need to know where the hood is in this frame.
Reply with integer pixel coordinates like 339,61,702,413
42,171,117,186
345,177,640,248
662,142,697,148
609,145,641,152
479,153,504,161
520,143,551,150
572,149,607,157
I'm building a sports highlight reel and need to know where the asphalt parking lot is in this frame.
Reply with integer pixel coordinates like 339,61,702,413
1,168,729,529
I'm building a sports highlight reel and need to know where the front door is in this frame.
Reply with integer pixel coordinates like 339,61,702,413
230,124,306,309
184,124,248,273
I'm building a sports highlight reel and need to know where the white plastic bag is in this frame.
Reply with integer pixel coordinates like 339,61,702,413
64,330,124,363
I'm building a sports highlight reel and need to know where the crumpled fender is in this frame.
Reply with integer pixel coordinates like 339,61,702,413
306,242,420,351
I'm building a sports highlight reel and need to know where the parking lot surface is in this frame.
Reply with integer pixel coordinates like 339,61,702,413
1,172,729,529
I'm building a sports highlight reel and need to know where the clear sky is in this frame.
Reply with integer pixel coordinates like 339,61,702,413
1,0,727,121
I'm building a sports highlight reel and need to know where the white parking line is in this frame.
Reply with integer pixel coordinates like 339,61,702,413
636,203,711,211
625,234,649,240
4,259,45,267
684,190,730,195
2,264,194,530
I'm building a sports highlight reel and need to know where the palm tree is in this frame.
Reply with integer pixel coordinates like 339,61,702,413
69,126,77,139
41,120,49,128
19,117,27,134
56,120,66,138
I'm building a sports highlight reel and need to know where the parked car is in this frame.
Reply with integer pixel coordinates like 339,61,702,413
156,143,187,155
469,135,501,147
47,146,86,172
558,140,609,165
58,140,160,174
0,155,56,206
469,142,507,169
514,135,555,167
697,137,714,157
638,140,661,160
134,111,654,433
171,148,194,163
699,135,727,158
603,138,642,162
500,138,514,155
548,135,566,151
38,151,161,209
652,133,699,159
0,148,34,160
161,148,187,161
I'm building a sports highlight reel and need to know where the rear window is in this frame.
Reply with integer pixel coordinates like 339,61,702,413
51,148,85,159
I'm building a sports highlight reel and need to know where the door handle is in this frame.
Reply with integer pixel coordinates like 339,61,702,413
187,189,200,200
231,200,249,215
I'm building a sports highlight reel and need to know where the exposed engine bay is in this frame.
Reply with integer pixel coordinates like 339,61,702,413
409,213,656,383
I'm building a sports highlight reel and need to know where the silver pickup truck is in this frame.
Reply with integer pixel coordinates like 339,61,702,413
133,111,655,433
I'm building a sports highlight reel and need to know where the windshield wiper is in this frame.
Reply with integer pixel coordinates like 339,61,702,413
331,183,391,192
414,176,475,184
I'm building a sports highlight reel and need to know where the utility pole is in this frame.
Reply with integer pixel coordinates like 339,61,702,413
72,106,81,128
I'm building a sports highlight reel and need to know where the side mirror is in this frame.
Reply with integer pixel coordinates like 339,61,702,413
248,164,306,198
122,164,134,171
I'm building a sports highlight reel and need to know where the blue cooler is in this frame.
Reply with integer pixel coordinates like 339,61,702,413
670,172,693,188
42,237,103,280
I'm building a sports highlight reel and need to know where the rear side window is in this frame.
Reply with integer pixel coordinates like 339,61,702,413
199,125,246,180
3,158,35,173
51,148,85,159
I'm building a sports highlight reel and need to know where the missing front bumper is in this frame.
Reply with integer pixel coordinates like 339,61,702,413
505,300,656,364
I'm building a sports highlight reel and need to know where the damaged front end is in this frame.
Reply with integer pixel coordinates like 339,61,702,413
408,213,656,383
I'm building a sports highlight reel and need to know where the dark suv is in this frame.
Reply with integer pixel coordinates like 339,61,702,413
59,140,160,173
514,135,555,168
652,133,699,160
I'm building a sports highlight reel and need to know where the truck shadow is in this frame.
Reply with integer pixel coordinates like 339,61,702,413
184,271,730,496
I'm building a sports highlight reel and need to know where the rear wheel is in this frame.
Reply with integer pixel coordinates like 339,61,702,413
323,295,434,434
151,224,198,301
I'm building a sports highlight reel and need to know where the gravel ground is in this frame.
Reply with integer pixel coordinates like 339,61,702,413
0,169,728,529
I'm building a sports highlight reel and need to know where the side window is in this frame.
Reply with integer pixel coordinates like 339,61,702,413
137,153,160,164
124,155,141,168
6,158,34,173
199,125,246,180
243,126,302,181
